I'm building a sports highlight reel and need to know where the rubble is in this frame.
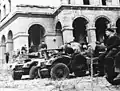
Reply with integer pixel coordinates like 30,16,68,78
0,65,120,91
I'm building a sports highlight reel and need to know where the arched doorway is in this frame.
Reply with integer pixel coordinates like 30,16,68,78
72,17,88,44
1,35,6,63
28,24,45,52
95,17,110,44
116,18,120,36
55,21,63,47
1,35,6,44
7,30,13,53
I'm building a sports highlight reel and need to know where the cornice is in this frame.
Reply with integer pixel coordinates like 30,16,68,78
1,4,120,31
53,4,120,16
16,4,55,9
0,10,54,31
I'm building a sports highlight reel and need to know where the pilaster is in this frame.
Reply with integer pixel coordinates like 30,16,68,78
86,25,96,50
0,44,6,64
62,27,74,43
107,22,117,32
6,39,13,56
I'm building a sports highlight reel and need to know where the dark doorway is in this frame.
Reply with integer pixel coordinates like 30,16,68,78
72,17,88,44
7,30,13,55
55,21,63,47
28,24,45,52
95,17,110,44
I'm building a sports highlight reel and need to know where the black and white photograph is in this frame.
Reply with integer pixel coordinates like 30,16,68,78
0,0,120,91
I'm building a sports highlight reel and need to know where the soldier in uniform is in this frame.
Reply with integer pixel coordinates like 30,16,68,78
98,28,120,77
39,41,48,58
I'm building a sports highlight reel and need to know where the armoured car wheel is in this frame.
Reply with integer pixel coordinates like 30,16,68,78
73,63,87,77
38,68,50,78
50,63,69,80
74,71,86,77
104,58,120,85
105,65,120,85
12,70,22,80
29,66,38,79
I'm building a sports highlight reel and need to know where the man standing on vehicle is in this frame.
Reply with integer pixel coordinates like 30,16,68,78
39,41,48,58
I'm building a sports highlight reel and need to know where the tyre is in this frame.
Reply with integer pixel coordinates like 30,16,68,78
105,65,120,85
29,66,38,79
38,68,50,78
74,71,86,77
50,63,69,80
74,63,87,77
12,70,22,80
104,58,120,85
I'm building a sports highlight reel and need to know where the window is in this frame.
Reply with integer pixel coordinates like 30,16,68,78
3,5,6,16
102,0,106,5
68,0,70,4
83,0,90,5
8,0,11,12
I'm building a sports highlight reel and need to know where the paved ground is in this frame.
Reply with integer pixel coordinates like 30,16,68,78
0,64,120,91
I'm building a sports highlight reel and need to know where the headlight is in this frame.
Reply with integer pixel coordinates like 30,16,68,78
40,62,46,68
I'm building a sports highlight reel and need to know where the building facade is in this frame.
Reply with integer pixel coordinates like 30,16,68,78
0,0,120,63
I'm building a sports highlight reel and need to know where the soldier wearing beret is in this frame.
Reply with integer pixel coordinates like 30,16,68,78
97,28,120,76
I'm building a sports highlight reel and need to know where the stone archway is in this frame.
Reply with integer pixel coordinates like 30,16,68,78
1,35,6,64
7,30,13,53
95,17,110,44
116,18,120,36
55,21,63,47
28,24,45,52
72,17,88,44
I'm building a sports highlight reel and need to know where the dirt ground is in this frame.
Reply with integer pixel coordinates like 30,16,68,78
0,64,120,91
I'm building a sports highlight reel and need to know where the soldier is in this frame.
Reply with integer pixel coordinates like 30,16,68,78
5,52,9,63
39,41,48,58
94,41,106,57
114,51,120,81
98,28,120,76
21,44,27,54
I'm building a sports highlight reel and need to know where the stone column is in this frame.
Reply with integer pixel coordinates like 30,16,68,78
6,40,13,63
62,27,74,43
6,40,13,53
86,25,96,50
56,29,64,48
0,44,6,64
107,22,117,32
110,23,117,33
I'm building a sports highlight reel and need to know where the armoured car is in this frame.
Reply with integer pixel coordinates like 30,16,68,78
38,48,89,80
11,52,45,80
